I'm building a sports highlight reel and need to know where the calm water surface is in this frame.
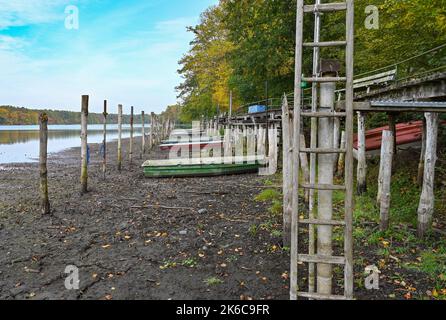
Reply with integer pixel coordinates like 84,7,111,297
0,124,146,164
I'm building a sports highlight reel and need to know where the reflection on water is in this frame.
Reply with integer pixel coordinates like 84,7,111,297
0,124,147,164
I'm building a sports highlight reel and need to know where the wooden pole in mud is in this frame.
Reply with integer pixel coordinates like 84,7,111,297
129,106,134,165
118,104,123,171
379,130,394,231
102,100,107,180
141,111,145,159
39,113,50,214
417,113,439,238
80,95,89,194
357,112,367,195
417,118,427,186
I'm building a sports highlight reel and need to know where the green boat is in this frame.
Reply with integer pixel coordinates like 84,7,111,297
142,155,266,178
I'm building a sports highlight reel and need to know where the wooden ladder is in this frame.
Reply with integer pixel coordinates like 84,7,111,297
290,0,355,300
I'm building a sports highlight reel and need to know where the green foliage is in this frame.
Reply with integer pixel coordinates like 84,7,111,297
177,0,446,121
254,188,281,202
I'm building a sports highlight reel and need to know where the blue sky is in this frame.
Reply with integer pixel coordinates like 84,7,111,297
0,0,217,114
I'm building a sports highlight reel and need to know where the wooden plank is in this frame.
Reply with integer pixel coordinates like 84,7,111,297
357,112,367,195
301,112,347,118
303,77,347,83
297,292,348,300
304,3,347,13
301,148,346,154
300,219,346,226
282,96,292,247
344,0,355,300
298,254,346,265
303,41,347,47
301,183,346,191
290,0,305,301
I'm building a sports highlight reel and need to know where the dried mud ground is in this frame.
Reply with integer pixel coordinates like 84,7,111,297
0,137,444,300
0,137,290,300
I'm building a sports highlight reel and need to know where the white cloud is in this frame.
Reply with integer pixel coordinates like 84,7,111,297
0,0,70,29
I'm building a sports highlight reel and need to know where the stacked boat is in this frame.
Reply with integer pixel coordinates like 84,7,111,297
143,129,265,178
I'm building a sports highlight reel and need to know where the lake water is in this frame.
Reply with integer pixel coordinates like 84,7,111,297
0,124,147,164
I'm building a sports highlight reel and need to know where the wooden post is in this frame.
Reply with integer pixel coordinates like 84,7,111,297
337,131,346,176
379,130,394,231
150,112,155,150
333,117,341,171
129,106,134,164
417,118,427,186
80,95,89,194
282,96,292,246
268,124,278,175
117,104,123,171
357,112,367,195
39,113,50,214
417,113,439,238
317,81,335,296
388,113,397,155
102,100,107,180
141,111,145,159
299,134,310,203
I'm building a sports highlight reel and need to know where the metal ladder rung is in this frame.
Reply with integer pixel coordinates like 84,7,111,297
301,112,347,118
300,219,346,226
303,41,347,47
303,77,347,83
298,254,346,265
301,183,346,191
304,3,347,13
297,292,348,300
301,148,346,154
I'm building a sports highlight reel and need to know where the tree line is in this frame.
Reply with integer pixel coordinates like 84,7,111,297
176,0,446,122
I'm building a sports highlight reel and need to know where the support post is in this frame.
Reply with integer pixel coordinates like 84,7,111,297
282,96,292,246
39,113,50,214
81,95,89,194
317,81,335,296
150,112,155,150
357,112,367,195
417,118,427,186
299,134,310,203
417,113,439,238
379,130,394,231
129,106,134,164
102,100,107,180
117,104,123,171
388,113,397,155
141,111,145,159
337,131,346,177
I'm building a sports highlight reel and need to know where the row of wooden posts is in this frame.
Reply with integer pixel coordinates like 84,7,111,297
202,120,279,175
39,95,174,215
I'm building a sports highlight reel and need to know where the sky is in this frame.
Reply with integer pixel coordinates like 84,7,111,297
0,0,218,114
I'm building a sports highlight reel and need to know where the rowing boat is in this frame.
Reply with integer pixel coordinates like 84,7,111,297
142,155,266,178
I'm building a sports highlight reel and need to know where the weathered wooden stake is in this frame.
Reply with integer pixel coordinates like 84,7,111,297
129,106,134,164
282,96,292,246
388,113,397,155
357,112,367,195
117,104,123,171
299,134,310,203
337,131,346,176
379,130,394,231
317,81,335,296
80,95,89,194
417,118,427,186
141,111,145,159
102,100,107,180
150,112,155,150
39,113,50,214
417,113,439,238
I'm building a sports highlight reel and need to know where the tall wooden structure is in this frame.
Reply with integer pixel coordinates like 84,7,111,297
290,0,355,300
